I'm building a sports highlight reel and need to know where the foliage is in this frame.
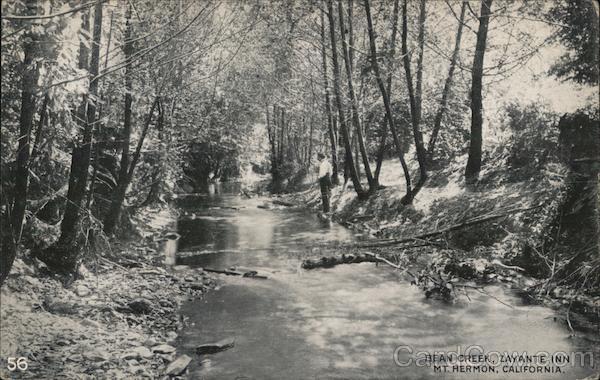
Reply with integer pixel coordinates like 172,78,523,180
501,101,560,178
548,0,599,85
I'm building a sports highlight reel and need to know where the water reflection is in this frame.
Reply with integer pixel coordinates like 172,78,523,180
173,186,597,380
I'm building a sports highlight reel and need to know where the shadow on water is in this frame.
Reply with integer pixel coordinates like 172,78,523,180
171,183,598,380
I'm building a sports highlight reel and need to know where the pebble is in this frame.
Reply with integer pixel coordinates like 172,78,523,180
83,349,110,362
74,285,91,297
165,355,192,376
151,344,176,354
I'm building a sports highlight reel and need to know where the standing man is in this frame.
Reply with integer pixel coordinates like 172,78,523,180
317,153,333,213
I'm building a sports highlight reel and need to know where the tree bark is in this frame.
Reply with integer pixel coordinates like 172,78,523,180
465,0,493,182
374,0,400,183
44,3,102,274
1,0,40,286
415,0,426,122
104,6,134,234
338,0,375,191
401,0,428,184
364,0,412,203
427,1,466,160
326,0,366,199
11,25,40,243
104,97,160,234
86,10,114,209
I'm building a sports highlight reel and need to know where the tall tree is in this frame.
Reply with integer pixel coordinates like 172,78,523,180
11,1,40,243
465,0,493,181
415,0,426,123
364,0,412,202
427,1,467,160
338,0,376,192
1,0,40,286
374,0,400,183
326,0,366,199
401,0,428,184
103,5,134,234
320,9,339,185
43,2,103,274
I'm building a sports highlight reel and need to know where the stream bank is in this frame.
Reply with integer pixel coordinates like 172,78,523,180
275,159,600,339
0,206,217,379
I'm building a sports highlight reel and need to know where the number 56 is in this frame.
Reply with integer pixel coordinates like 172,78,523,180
7,357,28,371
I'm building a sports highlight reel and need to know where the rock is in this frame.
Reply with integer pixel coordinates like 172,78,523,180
81,318,101,328
189,282,205,290
74,284,91,297
83,349,110,362
121,346,153,360
165,355,192,376
128,298,153,314
166,331,178,342
43,298,78,315
195,338,235,355
144,338,157,347
152,344,176,354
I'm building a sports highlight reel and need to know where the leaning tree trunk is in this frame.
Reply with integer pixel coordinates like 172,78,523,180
326,0,366,199
374,0,400,183
465,0,493,182
42,3,102,274
427,1,467,161
338,0,376,192
104,97,160,234
401,0,428,185
364,0,413,203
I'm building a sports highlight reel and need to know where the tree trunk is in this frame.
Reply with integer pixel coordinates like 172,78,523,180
374,0,400,183
364,0,412,203
11,27,40,243
43,3,102,274
465,0,493,182
104,97,160,233
401,0,428,184
326,0,366,199
1,0,40,286
338,0,375,191
86,10,114,209
415,0,426,121
103,6,133,235
427,1,466,160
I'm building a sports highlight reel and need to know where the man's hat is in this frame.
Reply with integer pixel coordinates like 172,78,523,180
317,152,325,160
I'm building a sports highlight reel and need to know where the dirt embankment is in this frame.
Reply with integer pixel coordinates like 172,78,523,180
0,207,216,379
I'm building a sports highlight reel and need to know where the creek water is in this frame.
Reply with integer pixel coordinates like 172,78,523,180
172,183,597,380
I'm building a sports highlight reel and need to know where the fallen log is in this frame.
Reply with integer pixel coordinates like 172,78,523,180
272,199,295,207
352,204,543,249
301,253,381,269
203,267,268,279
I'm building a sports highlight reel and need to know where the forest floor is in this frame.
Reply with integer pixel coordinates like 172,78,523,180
277,157,600,336
0,207,216,379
